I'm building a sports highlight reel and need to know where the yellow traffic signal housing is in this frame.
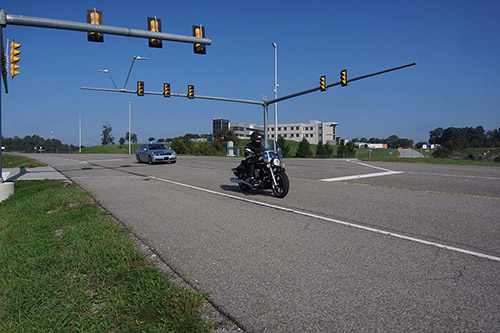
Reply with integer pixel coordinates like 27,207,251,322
137,81,144,96
320,75,326,91
192,25,206,55
188,85,194,99
10,41,21,78
148,17,162,48
164,83,170,97
86,9,103,42
340,69,347,86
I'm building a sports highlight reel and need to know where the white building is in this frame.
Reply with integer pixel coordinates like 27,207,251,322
230,120,338,145
268,120,338,145
230,122,264,140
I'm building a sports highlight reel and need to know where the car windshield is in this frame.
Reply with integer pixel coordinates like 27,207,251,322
148,144,168,150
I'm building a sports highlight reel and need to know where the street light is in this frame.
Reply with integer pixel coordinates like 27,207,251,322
123,56,148,90
97,69,117,89
272,42,278,150
128,101,131,154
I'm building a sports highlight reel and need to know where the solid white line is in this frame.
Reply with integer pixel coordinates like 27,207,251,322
150,176,500,263
320,171,404,182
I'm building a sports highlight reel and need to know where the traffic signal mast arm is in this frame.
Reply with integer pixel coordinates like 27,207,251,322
0,9,211,46
264,62,417,106
80,86,265,106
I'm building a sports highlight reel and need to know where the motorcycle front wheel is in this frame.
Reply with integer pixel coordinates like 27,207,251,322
272,171,289,198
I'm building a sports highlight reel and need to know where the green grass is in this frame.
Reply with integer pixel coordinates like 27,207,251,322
80,144,142,154
1,153,47,168
0,180,212,332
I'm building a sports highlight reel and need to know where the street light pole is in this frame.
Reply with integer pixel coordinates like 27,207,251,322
79,114,82,153
272,42,278,150
97,69,117,89
128,101,131,154
123,56,148,90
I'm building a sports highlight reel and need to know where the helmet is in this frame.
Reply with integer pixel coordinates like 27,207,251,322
250,131,262,144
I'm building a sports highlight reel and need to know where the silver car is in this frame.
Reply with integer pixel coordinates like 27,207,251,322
136,143,177,164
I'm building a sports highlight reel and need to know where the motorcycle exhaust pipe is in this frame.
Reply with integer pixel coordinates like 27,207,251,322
230,177,252,187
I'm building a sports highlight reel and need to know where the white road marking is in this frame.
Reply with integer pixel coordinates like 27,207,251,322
150,176,500,263
346,159,396,172
320,171,404,182
320,160,404,182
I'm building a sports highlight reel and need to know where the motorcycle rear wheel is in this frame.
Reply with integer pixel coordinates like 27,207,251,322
272,171,289,198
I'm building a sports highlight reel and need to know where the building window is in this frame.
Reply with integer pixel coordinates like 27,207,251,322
278,127,281,131
296,126,300,130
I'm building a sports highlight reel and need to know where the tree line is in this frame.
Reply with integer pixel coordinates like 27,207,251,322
429,126,499,150
1,135,79,153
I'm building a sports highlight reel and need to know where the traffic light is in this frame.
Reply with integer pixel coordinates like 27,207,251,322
340,69,347,86
320,75,326,91
188,85,194,99
192,25,206,55
86,9,103,42
163,83,170,97
137,81,144,96
10,41,21,78
148,17,162,48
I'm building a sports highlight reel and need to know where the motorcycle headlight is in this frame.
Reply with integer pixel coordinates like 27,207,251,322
272,158,281,166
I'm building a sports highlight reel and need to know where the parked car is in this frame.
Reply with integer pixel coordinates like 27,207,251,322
136,143,177,164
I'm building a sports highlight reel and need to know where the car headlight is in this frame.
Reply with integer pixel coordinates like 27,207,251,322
272,158,281,166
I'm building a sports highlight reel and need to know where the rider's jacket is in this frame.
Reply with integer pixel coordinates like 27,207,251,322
244,142,263,162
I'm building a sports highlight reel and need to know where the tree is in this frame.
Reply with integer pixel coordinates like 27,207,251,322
296,138,311,158
170,137,188,154
415,142,427,149
324,142,333,156
118,137,125,147
337,140,346,157
125,132,138,143
277,136,291,158
429,127,444,145
101,121,114,145
316,140,325,156
386,135,400,149
213,129,240,153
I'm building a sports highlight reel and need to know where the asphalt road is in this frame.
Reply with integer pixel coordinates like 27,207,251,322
20,153,500,332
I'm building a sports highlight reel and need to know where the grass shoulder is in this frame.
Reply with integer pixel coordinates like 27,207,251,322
0,180,212,331
1,153,47,168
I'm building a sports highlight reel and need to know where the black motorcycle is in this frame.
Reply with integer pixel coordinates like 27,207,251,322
230,147,290,198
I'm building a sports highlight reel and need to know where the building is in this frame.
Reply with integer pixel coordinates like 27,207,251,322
212,118,229,134
268,120,338,145
229,120,338,145
230,122,265,140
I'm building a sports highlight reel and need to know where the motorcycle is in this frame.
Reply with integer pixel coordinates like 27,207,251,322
230,147,290,198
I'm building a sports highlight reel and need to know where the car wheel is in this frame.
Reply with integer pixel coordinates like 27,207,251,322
148,156,153,164
136,154,141,163
170,160,177,164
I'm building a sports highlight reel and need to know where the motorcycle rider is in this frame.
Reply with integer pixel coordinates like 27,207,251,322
244,131,263,185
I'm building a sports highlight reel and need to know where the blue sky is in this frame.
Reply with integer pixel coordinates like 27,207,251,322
2,0,499,146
